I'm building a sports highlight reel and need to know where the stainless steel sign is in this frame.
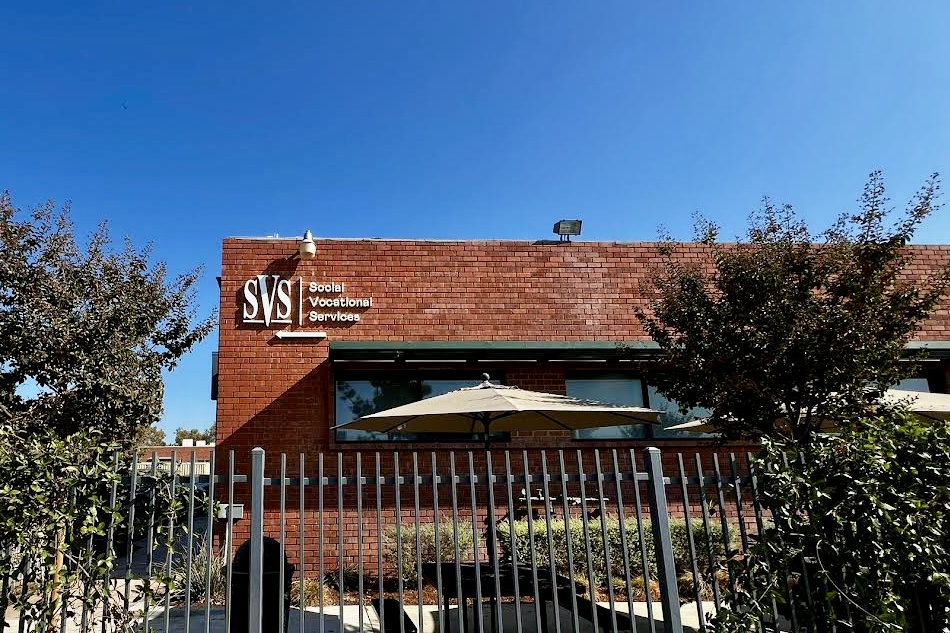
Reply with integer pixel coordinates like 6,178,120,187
241,275,373,327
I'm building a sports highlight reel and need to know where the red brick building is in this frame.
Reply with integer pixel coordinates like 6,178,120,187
213,236,950,564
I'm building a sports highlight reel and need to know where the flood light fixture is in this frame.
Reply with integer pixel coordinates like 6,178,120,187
553,219,582,241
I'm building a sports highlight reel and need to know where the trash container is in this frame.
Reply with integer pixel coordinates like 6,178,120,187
227,537,296,633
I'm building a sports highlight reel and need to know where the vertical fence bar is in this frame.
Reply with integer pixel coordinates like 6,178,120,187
712,454,738,606
557,451,581,633
629,449,657,633
357,453,365,633
60,489,79,632
249,447,265,633
486,450,504,633
162,450,179,633
645,447,684,633
394,452,404,633
225,451,235,633
299,453,306,633
745,452,788,629
783,452,817,633
203,449,217,633
676,453,706,631
539,450,562,633
729,453,764,633
98,452,120,633
375,453,384,633
318,453,325,633
593,449,619,633
17,556,31,633
0,543,9,633
576,450,599,633
184,451,197,633
504,450,524,633
694,454,722,615
280,453,288,633
431,452,444,633
337,454,344,632
728,455,752,563
467,452,485,633
524,451,543,633
612,450,637,633
413,453,423,632
123,453,140,619
449,452,464,633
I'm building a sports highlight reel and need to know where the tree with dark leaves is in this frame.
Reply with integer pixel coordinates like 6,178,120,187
0,191,215,446
174,425,214,444
638,172,950,443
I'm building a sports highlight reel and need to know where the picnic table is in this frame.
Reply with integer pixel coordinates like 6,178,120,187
519,488,611,518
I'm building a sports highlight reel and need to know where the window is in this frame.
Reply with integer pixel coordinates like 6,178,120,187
567,373,712,440
566,375,648,439
647,385,713,438
894,377,931,392
334,373,508,442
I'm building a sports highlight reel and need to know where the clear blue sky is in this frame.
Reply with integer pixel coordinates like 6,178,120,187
2,2,949,441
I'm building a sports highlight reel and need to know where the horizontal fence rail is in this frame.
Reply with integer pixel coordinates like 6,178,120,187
1,448,775,633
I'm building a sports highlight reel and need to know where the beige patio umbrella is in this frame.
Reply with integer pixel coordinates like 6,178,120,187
666,389,950,433
333,374,663,439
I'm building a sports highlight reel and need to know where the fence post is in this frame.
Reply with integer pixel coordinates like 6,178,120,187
644,447,684,633
249,447,265,633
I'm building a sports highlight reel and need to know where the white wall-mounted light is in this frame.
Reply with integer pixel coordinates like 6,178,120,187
298,230,316,259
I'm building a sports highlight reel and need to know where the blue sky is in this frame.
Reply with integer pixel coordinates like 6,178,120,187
2,2,949,441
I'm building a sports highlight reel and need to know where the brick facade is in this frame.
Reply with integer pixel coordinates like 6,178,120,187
214,238,950,566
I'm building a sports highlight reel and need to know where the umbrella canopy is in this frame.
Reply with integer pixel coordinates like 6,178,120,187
878,389,950,420
666,389,950,433
333,375,662,436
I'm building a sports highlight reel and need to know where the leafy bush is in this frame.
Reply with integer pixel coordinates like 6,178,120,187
0,424,194,630
495,516,729,595
385,521,476,582
162,538,227,605
714,414,950,633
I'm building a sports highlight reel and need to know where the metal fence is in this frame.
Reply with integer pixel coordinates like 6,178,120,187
1,447,769,633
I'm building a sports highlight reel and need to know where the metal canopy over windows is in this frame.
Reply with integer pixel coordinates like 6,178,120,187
328,340,663,363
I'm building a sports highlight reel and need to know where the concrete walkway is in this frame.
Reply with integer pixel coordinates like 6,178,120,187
7,600,728,632
141,601,715,633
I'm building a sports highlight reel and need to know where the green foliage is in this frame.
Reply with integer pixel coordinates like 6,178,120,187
385,521,476,582
136,423,168,448
638,172,950,442
0,423,197,629
174,426,214,444
0,191,216,445
495,516,730,596
162,537,227,605
0,426,124,629
713,414,950,632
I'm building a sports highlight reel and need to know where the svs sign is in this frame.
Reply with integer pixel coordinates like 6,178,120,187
242,275,372,327
242,275,293,326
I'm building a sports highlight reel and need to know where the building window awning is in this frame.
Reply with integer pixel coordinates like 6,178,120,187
328,340,950,363
328,341,663,363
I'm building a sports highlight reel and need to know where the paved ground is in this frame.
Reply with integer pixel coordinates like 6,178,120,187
7,601,716,632
141,601,714,632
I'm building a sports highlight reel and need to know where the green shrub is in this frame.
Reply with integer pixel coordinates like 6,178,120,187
385,521,475,582
495,516,730,595
163,538,227,605
714,415,950,633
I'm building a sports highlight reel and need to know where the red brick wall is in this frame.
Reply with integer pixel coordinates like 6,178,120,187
214,238,950,565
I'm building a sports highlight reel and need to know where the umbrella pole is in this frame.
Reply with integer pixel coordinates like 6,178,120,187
483,417,498,563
